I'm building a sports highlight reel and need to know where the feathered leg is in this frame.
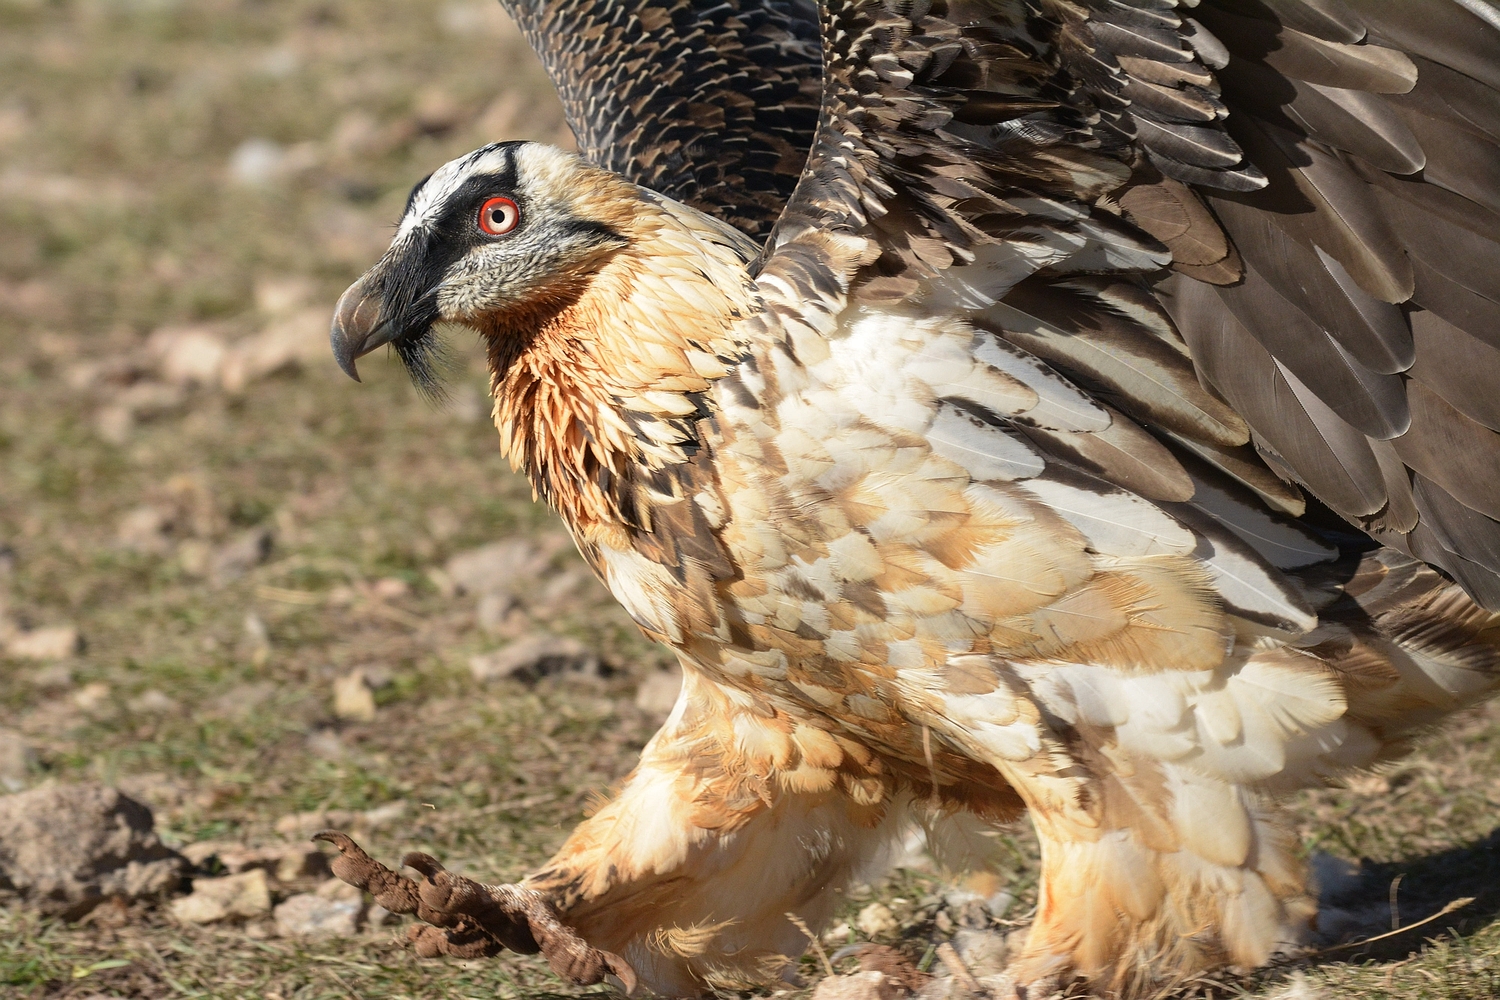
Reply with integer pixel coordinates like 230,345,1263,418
928,658,1320,995
1007,799,1313,993
322,668,901,995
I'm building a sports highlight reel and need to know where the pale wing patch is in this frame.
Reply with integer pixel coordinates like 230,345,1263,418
927,403,1045,482
970,335,1111,432
1021,478,1196,557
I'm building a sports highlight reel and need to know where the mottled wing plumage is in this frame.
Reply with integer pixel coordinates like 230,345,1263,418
747,0,1500,610
1155,0,1500,606
499,0,821,238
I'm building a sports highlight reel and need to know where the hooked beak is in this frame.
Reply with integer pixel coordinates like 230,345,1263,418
329,271,398,382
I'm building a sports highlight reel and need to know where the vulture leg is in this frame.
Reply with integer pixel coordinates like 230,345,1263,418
1006,803,1313,990
947,703,1316,991
313,831,636,989
321,670,902,994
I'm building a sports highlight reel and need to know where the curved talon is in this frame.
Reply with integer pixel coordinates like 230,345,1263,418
402,851,447,879
311,830,375,886
311,830,635,992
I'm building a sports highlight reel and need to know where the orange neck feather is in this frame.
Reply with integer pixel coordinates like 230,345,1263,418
485,201,757,548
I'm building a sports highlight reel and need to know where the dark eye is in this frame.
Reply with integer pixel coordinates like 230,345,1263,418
477,196,520,236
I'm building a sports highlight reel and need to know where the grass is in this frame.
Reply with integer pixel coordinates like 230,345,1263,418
1,1,1498,997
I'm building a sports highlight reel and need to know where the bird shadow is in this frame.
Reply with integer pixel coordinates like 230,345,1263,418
1215,825,1500,996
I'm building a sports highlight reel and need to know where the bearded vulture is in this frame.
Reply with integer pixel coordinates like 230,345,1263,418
317,0,1500,995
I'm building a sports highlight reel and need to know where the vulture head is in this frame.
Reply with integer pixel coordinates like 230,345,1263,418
329,141,632,392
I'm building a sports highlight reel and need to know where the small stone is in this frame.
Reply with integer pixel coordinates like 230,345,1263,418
371,577,410,600
177,539,212,577
948,927,1008,978
127,690,178,715
0,783,186,918
916,976,958,1000
107,382,186,432
469,634,600,684
229,138,285,186
31,663,73,689
274,801,405,839
170,869,272,924
208,528,273,585
855,902,898,939
306,729,346,760
273,882,362,939
5,625,82,661
243,613,271,665
117,505,176,556
151,325,227,387
812,971,904,1000
332,670,377,722
219,307,330,393
72,682,113,715
228,138,318,188
180,841,232,868
95,404,134,444
275,811,343,839
253,275,317,318
634,669,683,717
444,539,553,597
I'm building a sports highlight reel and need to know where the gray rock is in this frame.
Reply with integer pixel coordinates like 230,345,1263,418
208,527,274,585
273,879,363,939
445,539,552,597
469,634,601,684
170,869,271,924
0,783,186,918
947,927,1009,978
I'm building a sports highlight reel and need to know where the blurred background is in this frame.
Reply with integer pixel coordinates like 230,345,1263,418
0,2,1497,998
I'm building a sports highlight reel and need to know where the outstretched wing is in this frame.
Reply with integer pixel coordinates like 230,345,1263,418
499,0,822,238
754,0,1500,609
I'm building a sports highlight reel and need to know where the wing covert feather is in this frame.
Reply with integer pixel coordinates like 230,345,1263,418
730,0,1500,609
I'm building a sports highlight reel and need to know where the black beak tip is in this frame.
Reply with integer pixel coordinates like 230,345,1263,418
330,331,364,382
330,271,395,384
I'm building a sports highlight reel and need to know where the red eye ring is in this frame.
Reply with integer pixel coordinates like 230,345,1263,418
477,196,520,236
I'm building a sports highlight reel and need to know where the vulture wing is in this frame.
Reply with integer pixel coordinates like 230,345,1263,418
754,0,1500,609
499,0,822,238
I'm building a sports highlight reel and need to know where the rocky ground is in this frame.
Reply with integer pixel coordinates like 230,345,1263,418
2,1,1499,998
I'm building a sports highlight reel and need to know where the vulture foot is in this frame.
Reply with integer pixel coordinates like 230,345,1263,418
312,831,636,991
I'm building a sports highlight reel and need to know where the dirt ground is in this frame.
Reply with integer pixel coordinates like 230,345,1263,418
1,2,1498,998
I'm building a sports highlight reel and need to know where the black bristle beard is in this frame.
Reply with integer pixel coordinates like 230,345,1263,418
393,326,459,405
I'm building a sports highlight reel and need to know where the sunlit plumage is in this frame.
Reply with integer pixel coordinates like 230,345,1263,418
321,1,1500,995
